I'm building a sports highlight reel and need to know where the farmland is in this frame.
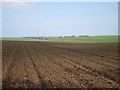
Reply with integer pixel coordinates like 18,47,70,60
1,36,119,43
55,36,119,43
2,40,119,89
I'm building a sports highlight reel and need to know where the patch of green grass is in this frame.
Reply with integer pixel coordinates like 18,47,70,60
1,36,119,43
50,36,119,43
1,38,47,41
1,38,31,41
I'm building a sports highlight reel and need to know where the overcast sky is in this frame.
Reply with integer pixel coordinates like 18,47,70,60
2,2,118,37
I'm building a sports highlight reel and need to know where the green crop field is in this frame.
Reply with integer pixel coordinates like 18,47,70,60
50,36,119,43
1,36,119,43
1,38,47,41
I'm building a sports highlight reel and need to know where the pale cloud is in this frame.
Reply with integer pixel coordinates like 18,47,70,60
1,0,39,8
2,0,40,2
1,0,119,8
2,2,30,7
1,0,118,8
2,0,38,8
1,0,119,2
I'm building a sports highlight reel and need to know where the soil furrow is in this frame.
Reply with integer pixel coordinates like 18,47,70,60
2,41,119,88
32,42,118,88
32,42,118,83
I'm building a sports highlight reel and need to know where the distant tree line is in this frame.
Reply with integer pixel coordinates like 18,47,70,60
24,35,89,39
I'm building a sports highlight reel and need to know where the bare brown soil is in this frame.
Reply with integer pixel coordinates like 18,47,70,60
2,41,119,89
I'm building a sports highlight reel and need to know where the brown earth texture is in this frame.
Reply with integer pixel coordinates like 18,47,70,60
2,41,120,89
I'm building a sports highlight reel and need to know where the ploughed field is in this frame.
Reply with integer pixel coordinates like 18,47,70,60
2,41,119,88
